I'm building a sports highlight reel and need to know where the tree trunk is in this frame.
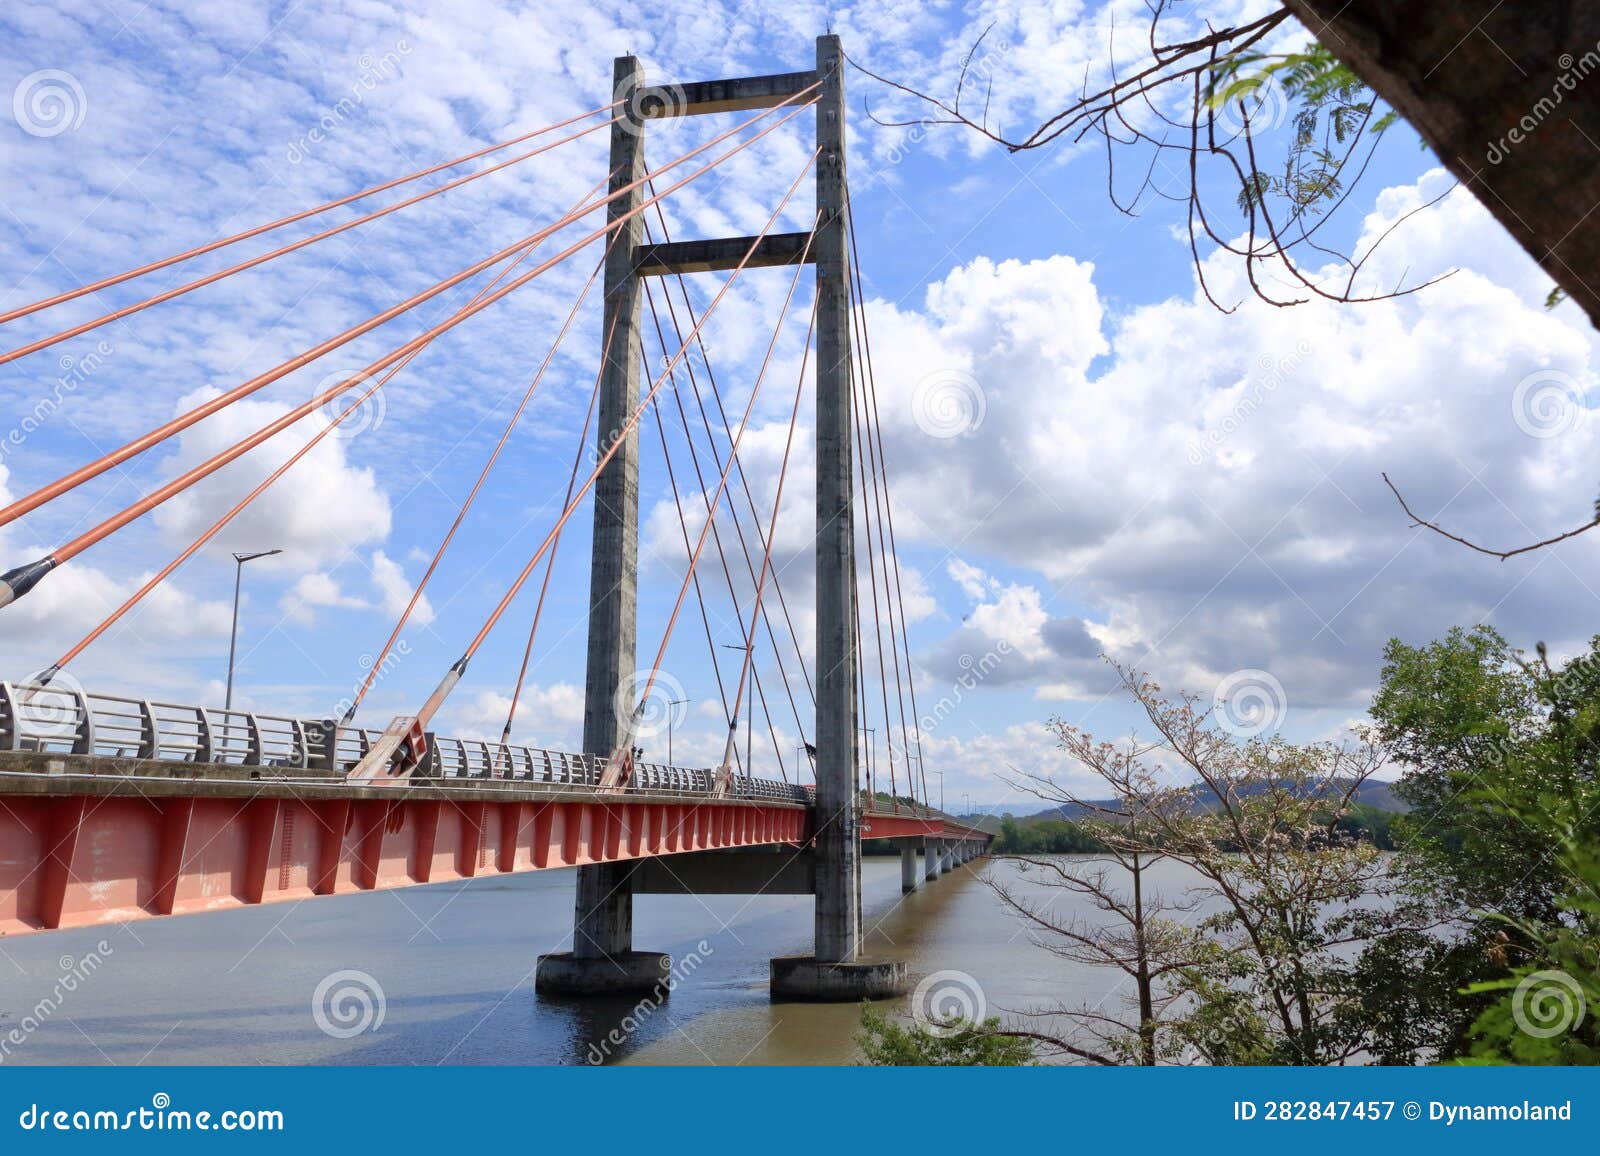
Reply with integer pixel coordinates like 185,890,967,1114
1281,0,1600,327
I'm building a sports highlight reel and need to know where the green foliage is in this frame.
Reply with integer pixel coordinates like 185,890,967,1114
856,1004,1034,1066
1370,625,1600,922
1207,43,1393,217
992,814,1107,854
1362,625,1600,1061
1330,802,1397,850
1461,843,1600,1065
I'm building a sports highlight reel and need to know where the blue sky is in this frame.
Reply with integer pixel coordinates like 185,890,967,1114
2,0,1597,807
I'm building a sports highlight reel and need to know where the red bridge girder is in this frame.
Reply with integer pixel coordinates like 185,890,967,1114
0,755,989,939
0,791,808,937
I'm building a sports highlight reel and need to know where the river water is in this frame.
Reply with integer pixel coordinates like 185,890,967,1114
0,855,1191,1066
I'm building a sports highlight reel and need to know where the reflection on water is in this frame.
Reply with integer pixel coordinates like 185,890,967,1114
0,855,1184,1065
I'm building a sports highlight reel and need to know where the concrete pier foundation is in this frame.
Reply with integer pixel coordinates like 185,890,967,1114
534,950,671,996
900,842,919,892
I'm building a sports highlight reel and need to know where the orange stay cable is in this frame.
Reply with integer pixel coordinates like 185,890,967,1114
643,190,818,705
393,149,818,742
39,175,614,678
0,115,622,368
0,100,621,327
500,314,612,744
640,282,785,764
0,86,819,539
641,258,810,740
848,196,930,808
643,345,786,783
0,94,820,607
725,291,818,766
633,165,818,718
346,240,615,718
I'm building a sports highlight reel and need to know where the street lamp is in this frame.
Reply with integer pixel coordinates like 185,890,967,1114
722,642,754,789
226,548,281,711
666,696,690,766
859,726,876,800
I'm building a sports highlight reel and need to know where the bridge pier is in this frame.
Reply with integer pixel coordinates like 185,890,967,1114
769,35,904,1003
925,839,943,881
900,841,919,893
535,54,668,999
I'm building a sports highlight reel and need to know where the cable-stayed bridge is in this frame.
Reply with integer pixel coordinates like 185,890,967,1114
0,36,989,1000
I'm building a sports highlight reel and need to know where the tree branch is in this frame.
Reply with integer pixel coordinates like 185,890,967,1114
1383,471,1600,560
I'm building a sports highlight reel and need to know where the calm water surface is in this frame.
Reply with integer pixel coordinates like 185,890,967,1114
0,856,1197,1065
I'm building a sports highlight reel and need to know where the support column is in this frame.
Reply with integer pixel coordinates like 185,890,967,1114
925,839,941,881
942,843,954,873
770,34,903,1002
900,841,918,893
537,54,667,999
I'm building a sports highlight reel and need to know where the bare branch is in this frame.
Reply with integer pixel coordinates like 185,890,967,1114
1383,471,1600,560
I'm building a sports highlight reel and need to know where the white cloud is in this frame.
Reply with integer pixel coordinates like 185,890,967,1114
872,168,1600,719
281,571,369,625
0,464,232,691
449,682,583,746
151,387,393,569
370,549,434,627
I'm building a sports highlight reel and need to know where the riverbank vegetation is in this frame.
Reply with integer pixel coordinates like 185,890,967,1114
860,626,1600,1066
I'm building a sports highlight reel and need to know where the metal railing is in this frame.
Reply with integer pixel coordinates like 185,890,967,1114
0,682,809,802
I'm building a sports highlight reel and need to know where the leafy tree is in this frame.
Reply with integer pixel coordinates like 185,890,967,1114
1008,662,1391,1065
1370,626,1600,923
1361,626,1600,1060
856,1005,1034,1066
992,815,1107,854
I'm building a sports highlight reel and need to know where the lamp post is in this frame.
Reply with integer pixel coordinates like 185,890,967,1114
666,696,690,766
226,548,281,711
859,726,876,801
722,642,754,790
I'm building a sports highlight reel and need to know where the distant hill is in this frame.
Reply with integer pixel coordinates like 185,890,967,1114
1019,777,1407,824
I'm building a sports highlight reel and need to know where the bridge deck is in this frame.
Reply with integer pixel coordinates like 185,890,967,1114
0,751,986,938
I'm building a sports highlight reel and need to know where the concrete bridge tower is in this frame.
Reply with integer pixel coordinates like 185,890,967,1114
535,35,907,1001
